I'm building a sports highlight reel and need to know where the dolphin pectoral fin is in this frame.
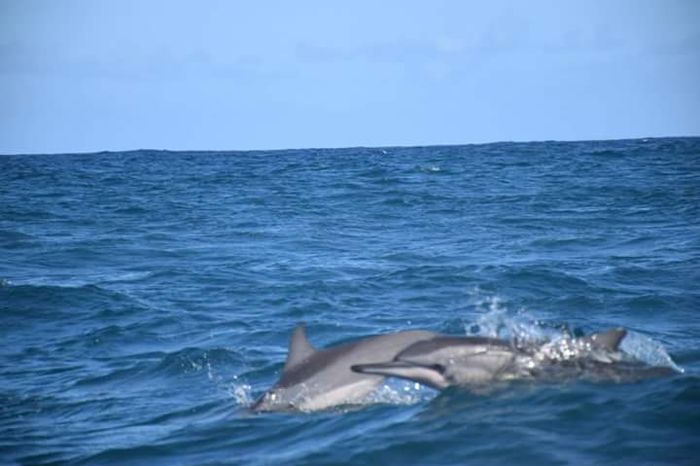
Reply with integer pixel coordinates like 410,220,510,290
351,361,410,374
352,361,448,390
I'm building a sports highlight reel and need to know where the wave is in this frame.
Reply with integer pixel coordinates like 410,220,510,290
0,281,133,318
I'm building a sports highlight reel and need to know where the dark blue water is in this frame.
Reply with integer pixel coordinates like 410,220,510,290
1,138,699,465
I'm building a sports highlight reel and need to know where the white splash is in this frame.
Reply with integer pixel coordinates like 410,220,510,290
467,291,682,371
228,376,254,406
620,330,684,372
468,294,558,344
364,381,435,406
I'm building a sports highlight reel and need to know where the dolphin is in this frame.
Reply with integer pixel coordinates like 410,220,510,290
352,329,631,390
252,324,436,412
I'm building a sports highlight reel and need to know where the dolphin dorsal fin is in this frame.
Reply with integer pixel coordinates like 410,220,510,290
283,324,316,371
586,328,627,351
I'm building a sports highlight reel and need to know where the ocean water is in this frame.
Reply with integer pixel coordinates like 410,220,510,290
1,137,699,465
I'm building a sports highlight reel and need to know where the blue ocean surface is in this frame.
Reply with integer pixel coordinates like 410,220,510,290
1,138,699,465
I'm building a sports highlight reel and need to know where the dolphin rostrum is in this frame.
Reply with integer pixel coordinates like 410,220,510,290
252,324,436,412
352,329,632,390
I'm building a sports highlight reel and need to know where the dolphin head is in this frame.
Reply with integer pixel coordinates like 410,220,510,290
251,385,306,412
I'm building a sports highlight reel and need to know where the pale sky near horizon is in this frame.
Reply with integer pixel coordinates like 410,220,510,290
1,0,699,154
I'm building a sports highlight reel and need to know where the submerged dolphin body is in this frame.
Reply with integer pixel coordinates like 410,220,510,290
252,325,436,412
352,329,635,389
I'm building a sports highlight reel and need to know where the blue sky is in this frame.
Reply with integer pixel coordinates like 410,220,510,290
1,0,698,153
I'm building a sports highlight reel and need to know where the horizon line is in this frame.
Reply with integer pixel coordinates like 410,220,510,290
2,134,698,157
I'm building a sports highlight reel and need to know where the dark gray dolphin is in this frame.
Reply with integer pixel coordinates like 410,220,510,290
352,329,630,389
252,324,436,412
